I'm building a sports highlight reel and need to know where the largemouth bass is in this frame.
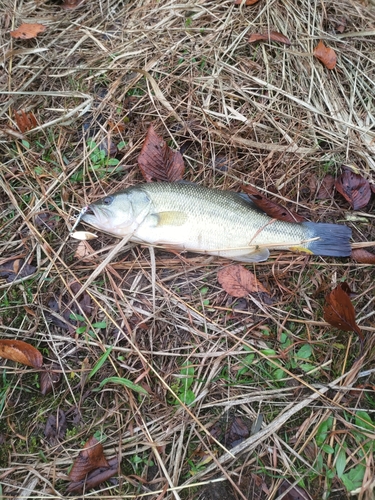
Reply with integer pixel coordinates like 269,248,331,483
81,183,352,262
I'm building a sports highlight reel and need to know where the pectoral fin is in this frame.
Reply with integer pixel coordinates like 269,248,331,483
156,211,188,226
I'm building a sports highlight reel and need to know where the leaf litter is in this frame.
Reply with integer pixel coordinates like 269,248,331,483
138,123,185,182
335,166,372,210
313,40,337,70
67,436,118,492
217,264,270,298
241,184,305,222
14,109,38,133
10,23,47,39
0,339,43,368
323,283,363,342
44,409,67,446
248,31,291,45
351,248,375,264
0,257,36,283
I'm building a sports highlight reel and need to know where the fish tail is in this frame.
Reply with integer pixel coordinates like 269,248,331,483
301,222,352,257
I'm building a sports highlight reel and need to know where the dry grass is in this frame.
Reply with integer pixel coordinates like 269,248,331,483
1,0,375,499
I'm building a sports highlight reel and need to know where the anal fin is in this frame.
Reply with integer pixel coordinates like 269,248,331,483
220,248,270,263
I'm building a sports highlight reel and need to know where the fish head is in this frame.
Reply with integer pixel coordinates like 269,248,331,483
81,189,151,237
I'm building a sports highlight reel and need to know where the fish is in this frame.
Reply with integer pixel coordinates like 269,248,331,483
81,182,352,262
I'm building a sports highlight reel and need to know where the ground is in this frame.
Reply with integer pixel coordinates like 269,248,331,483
0,0,375,499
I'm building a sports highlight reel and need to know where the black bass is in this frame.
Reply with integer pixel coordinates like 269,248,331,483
81,183,352,262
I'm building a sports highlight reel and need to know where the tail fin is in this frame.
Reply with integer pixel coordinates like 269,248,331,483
302,222,352,257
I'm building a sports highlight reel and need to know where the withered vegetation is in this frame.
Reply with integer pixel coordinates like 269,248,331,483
1,0,375,499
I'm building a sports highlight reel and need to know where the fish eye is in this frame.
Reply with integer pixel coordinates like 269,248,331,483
103,196,114,206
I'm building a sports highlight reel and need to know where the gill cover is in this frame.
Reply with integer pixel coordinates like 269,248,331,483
82,188,151,236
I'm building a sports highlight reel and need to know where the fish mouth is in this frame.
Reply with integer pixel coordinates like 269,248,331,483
84,206,95,216
81,204,108,229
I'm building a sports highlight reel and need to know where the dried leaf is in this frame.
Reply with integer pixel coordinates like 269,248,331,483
68,437,109,482
34,212,59,231
14,110,38,133
317,174,335,200
351,248,375,264
210,412,251,449
96,135,118,158
74,241,96,262
70,281,92,315
46,282,93,333
44,409,67,445
278,479,312,500
225,416,250,448
67,457,118,493
241,185,305,222
218,265,269,298
40,364,62,395
335,168,371,210
107,119,126,134
323,284,363,341
234,0,260,4
138,124,185,182
248,31,291,45
313,41,337,70
0,339,43,368
10,23,47,39
335,18,347,34
0,258,36,282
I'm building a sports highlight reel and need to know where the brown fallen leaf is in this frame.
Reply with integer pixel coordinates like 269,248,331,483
68,436,109,482
15,110,38,133
67,456,118,493
241,185,305,222
234,0,260,4
313,40,337,70
335,168,372,210
278,479,312,500
323,284,363,341
210,412,251,449
40,364,62,395
335,18,347,34
44,409,67,446
248,31,291,45
317,174,335,200
225,416,250,448
218,264,269,298
0,257,36,282
74,240,96,262
46,281,93,333
351,248,375,264
107,119,126,134
0,339,43,368
138,124,185,182
10,23,47,39
70,281,92,315
34,212,59,231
